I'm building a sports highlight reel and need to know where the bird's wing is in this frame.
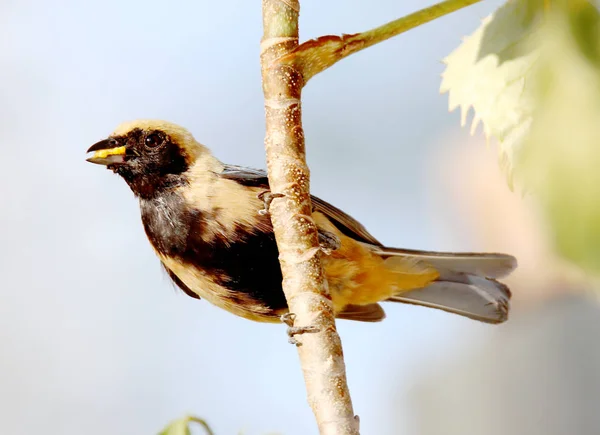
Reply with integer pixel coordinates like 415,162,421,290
219,164,270,187
310,195,382,246
219,164,382,246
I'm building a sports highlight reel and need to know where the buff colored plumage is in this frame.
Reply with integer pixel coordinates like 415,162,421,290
86,120,517,324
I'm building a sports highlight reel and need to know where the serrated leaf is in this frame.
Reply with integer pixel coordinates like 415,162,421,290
440,0,544,183
442,0,600,275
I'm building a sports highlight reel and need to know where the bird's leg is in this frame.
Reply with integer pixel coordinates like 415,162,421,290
318,230,341,255
280,313,320,346
257,190,285,216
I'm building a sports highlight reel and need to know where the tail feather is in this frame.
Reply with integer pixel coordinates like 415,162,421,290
388,275,510,324
337,303,386,322
379,247,516,324
375,247,517,279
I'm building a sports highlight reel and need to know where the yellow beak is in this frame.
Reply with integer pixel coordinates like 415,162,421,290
86,139,126,166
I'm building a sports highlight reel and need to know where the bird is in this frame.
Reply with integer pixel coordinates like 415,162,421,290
86,120,517,325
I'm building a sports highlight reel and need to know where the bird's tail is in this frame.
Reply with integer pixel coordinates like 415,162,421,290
374,247,517,324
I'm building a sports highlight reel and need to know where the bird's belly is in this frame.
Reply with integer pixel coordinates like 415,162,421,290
154,224,290,322
158,231,419,321
149,205,434,321
160,253,285,322
141,192,288,321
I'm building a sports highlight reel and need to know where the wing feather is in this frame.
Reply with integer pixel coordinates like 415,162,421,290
219,164,382,246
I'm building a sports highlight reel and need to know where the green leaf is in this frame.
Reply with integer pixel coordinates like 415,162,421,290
159,415,214,435
518,4,600,274
442,0,600,275
440,0,544,186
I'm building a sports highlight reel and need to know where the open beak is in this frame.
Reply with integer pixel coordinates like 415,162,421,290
86,139,126,166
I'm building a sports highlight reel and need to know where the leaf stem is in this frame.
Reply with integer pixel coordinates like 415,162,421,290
280,0,484,82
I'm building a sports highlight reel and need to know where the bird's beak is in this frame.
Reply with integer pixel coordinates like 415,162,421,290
86,139,126,166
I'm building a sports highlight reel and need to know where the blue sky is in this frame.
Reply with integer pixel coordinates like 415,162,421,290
0,1,507,434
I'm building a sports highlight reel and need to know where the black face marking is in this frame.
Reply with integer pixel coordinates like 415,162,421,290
111,128,190,199
140,192,288,312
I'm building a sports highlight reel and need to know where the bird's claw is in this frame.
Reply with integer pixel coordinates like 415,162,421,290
281,313,320,346
257,190,284,215
318,230,341,255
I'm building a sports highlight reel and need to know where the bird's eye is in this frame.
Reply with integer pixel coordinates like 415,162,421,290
145,132,163,148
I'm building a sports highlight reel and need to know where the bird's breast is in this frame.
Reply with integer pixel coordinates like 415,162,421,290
139,191,289,319
140,192,192,256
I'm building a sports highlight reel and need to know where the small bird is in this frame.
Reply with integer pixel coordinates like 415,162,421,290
86,120,517,324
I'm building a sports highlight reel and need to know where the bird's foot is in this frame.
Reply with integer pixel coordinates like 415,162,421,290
257,190,285,216
281,313,320,346
318,230,341,255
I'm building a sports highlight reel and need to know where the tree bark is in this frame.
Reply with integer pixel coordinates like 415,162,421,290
260,1,359,434
259,0,484,433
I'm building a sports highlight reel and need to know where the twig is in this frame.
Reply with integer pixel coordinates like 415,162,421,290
260,0,359,434
278,0,483,83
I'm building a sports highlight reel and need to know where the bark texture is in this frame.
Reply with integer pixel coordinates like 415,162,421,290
260,0,359,434
259,0,484,433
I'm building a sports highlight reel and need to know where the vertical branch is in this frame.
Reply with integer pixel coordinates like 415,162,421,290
260,0,359,434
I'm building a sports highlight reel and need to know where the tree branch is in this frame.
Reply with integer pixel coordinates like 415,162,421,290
278,0,483,83
260,0,359,434
260,0,483,433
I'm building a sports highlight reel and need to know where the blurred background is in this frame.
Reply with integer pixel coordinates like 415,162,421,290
2,0,598,434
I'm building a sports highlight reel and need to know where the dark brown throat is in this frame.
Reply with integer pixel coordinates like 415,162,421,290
140,189,193,257
119,168,188,199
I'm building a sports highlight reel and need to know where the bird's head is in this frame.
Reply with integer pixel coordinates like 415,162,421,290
86,120,210,198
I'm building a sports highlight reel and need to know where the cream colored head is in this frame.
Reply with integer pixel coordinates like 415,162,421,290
86,119,214,198
112,119,208,164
